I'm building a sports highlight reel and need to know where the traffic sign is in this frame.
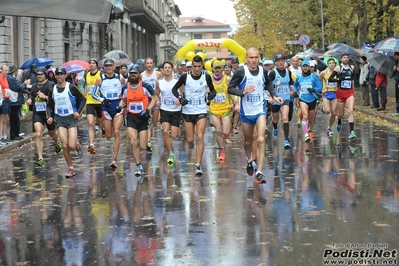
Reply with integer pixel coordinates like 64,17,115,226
298,34,310,46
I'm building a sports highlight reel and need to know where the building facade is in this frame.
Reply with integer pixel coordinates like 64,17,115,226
178,16,232,59
0,0,180,69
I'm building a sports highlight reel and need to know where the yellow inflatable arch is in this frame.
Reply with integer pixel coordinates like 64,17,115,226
175,38,246,64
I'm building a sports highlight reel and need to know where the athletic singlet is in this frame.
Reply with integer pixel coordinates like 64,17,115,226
126,82,149,114
239,66,265,116
85,71,102,104
272,68,291,102
141,70,157,90
183,71,207,115
159,77,181,112
337,65,354,90
210,75,231,113
289,66,302,80
97,73,123,100
322,69,337,92
52,82,76,116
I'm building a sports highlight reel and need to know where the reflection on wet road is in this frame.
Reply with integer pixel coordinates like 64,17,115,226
0,113,398,265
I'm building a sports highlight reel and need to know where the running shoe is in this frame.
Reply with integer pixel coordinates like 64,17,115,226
135,164,144,176
273,128,278,137
252,160,258,172
88,144,96,154
308,132,315,143
304,133,311,143
65,169,76,179
147,141,152,151
167,154,174,164
218,149,226,160
336,124,342,133
348,131,357,139
110,158,117,169
55,139,62,154
326,128,333,138
76,140,83,154
255,171,267,184
35,158,45,167
246,161,254,176
195,164,203,176
284,139,291,150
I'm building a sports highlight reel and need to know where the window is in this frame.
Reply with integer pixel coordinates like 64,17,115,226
213,33,221,39
194,33,202,39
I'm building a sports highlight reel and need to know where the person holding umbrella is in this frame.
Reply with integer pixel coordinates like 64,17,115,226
375,71,388,111
393,52,399,115
359,56,370,106
328,53,357,139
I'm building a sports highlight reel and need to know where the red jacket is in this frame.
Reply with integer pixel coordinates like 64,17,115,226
376,72,388,88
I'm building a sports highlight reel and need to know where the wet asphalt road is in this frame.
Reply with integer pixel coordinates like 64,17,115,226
0,111,398,266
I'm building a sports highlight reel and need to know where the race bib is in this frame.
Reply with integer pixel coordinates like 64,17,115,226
300,86,310,94
247,94,261,103
35,102,47,112
56,107,70,115
106,90,118,99
189,98,202,105
341,80,352,89
162,98,175,106
129,102,144,113
327,82,337,87
213,93,226,103
277,86,289,94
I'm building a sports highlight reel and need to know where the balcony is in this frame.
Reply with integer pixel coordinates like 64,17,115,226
129,0,165,34
160,39,179,52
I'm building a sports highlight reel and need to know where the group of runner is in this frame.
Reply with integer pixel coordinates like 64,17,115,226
30,47,357,183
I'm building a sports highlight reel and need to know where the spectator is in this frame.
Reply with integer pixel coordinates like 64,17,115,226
376,71,388,111
7,65,31,140
47,68,57,83
369,65,379,108
359,56,370,106
22,63,38,85
0,65,11,143
393,52,399,116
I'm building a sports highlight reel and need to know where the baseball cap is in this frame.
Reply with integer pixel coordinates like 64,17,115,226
224,63,232,67
301,60,310,66
9,65,18,73
309,60,317,67
263,59,274,65
103,58,115,66
231,58,239,63
36,67,47,75
129,66,140,73
213,60,223,68
55,67,67,74
275,54,286,61
186,62,192,67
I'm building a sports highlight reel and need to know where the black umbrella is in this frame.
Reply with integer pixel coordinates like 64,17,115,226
104,50,129,60
323,44,361,58
327,43,346,50
366,52,395,77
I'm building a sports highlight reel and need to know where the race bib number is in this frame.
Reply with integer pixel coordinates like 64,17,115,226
56,107,70,115
88,85,95,94
129,102,144,113
341,80,352,89
327,82,337,87
300,86,310,94
162,98,175,106
247,94,261,103
35,102,47,112
213,93,226,103
106,90,118,99
277,86,289,94
189,98,202,105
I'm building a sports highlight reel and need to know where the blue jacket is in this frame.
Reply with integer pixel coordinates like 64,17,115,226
6,73,27,106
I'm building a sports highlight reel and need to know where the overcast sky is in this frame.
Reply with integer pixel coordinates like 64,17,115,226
174,0,238,25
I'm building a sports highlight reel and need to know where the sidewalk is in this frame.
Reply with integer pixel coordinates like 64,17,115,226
1,93,398,154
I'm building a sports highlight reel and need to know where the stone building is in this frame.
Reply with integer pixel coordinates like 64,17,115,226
0,0,181,68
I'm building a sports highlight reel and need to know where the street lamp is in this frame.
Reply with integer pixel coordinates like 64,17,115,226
320,0,325,50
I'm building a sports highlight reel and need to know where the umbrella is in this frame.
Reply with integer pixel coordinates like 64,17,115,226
62,60,90,70
104,50,129,60
374,37,398,51
64,64,86,74
323,44,361,58
377,39,399,52
327,43,346,50
20,56,54,70
118,59,133,66
366,52,395,77
295,52,307,59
